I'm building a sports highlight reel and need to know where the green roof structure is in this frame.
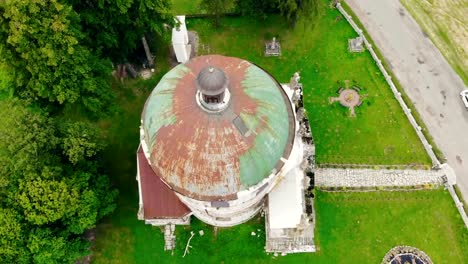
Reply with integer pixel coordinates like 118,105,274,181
141,55,295,201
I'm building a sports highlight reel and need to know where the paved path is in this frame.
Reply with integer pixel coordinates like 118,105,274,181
346,0,468,200
315,168,444,188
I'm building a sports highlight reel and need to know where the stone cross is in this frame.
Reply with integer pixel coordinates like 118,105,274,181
271,37,277,49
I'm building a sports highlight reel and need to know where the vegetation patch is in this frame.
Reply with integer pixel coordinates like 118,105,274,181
172,0,203,15
92,188,468,263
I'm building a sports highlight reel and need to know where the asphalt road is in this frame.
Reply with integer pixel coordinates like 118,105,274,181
346,0,468,200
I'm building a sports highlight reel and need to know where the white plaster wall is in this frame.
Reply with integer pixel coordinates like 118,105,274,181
175,174,274,226
145,215,191,226
172,15,191,63
190,199,264,227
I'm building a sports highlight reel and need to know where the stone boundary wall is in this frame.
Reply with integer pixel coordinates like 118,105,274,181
315,168,444,188
336,3,439,167
335,2,468,228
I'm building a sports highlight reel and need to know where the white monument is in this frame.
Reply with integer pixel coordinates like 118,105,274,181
172,16,192,63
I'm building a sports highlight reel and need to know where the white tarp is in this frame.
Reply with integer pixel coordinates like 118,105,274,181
268,108,304,229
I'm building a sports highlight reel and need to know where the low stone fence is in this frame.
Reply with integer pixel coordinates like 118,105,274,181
315,168,444,189
336,3,439,167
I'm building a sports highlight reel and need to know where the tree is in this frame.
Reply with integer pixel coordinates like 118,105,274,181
0,99,58,189
200,0,235,28
0,208,28,264
235,0,319,28
64,0,172,62
0,0,113,114
276,0,319,28
0,99,117,262
235,0,277,19
59,121,104,165
27,228,88,264
18,178,79,226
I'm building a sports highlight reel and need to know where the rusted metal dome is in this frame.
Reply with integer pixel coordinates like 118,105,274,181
196,66,228,96
141,55,295,201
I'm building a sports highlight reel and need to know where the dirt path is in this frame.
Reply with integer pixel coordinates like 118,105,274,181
345,0,468,200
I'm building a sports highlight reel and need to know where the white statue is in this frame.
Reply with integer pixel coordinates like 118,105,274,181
290,72,301,90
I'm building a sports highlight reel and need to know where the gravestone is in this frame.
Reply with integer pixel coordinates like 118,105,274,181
348,36,364,52
265,37,281,56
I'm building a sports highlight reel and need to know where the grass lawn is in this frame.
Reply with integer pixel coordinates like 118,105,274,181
186,3,429,166
92,186,468,263
400,0,468,85
171,0,202,15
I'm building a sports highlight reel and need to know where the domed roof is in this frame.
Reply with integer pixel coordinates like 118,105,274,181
141,55,295,201
196,66,228,95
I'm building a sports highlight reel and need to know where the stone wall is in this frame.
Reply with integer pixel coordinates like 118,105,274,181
315,168,444,188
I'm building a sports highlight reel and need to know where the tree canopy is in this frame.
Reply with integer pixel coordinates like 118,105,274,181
64,0,172,62
0,0,113,113
235,0,319,27
200,0,235,27
0,0,172,113
0,0,176,262
0,99,117,263
277,0,319,27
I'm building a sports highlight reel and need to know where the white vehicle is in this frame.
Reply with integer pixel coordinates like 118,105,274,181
461,90,468,110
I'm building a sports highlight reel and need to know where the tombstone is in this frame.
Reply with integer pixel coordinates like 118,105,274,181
265,37,281,56
348,36,364,52
172,16,192,63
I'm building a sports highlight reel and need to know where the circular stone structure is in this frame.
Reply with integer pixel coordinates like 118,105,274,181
140,55,295,226
338,88,360,107
382,246,433,264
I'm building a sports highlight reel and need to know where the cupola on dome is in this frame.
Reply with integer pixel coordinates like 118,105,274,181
196,66,228,96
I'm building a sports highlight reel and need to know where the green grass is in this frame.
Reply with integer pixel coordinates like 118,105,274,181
92,189,468,263
400,0,468,86
339,2,445,162
186,4,430,166
172,0,202,15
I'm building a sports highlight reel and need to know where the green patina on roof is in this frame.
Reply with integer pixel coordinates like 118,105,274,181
143,64,190,149
238,65,290,187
